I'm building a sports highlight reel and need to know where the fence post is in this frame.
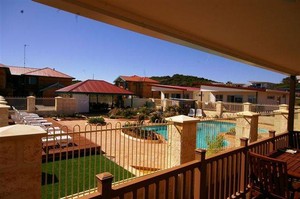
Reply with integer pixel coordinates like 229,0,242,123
243,102,252,112
240,137,249,196
165,115,199,167
273,104,288,134
0,125,46,198
195,149,207,199
235,111,260,146
216,101,223,118
96,172,113,198
0,104,10,127
269,130,276,152
27,96,36,113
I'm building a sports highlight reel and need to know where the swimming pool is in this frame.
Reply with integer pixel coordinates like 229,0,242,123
145,121,267,149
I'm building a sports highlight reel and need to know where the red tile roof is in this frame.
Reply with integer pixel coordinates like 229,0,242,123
1,64,74,79
56,80,134,95
151,84,199,91
119,75,159,83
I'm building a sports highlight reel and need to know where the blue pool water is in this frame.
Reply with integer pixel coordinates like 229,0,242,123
145,121,267,149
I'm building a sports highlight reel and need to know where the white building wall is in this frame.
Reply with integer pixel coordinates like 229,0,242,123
73,94,89,113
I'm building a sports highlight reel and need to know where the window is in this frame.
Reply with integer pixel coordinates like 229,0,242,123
183,94,190,99
164,93,169,98
171,93,181,98
215,95,223,101
227,95,243,103
267,96,275,100
28,77,37,85
248,95,256,103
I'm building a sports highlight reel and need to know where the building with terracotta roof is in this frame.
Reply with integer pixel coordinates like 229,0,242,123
114,75,160,98
0,63,74,97
56,79,133,112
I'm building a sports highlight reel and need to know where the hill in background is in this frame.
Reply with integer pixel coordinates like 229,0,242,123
150,74,217,87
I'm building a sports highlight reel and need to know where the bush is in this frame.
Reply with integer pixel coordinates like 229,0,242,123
150,111,163,123
205,134,225,155
122,109,137,119
226,128,236,135
163,105,182,117
88,116,106,125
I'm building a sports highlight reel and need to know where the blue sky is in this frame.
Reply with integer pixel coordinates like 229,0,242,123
0,0,286,84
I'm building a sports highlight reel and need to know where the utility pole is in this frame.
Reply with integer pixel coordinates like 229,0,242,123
24,44,28,67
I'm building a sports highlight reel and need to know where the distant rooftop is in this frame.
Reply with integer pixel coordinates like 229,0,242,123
151,84,199,91
56,79,134,95
0,63,74,79
116,75,159,83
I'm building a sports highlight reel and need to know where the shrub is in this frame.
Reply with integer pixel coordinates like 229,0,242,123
88,116,106,125
150,111,163,123
205,134,225,155
122,109,137,119
226,127,236,135
163,105,182,117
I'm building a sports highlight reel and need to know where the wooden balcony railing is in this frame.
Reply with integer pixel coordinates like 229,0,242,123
78,131,299,199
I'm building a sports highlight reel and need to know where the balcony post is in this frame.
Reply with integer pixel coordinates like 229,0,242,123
96,172,113,199
269,130,276,152
27,96,36,113
240,137,249,196
288,75,296,147
166,115,199,167
0,125,46,199
195,149,207,199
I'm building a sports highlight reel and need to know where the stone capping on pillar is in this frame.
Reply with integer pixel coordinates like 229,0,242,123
0,124,46,138
273,104,289,114
165,114,200,124
236,110,260,117
243,102,252,112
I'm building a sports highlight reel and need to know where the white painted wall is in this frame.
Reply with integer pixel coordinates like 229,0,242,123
73,94,89,113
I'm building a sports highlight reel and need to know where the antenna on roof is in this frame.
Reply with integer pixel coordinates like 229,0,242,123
23,44,28,67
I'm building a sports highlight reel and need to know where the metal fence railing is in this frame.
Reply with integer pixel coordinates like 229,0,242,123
222,102,243,112
201,101,216,111
41,121,172,198
251,103,280,114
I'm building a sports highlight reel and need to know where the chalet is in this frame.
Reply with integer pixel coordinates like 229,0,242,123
114,75,160,98
56,79,133,113
0,63,74,97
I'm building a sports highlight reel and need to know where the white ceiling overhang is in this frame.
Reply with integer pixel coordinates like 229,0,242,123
34,0,300,75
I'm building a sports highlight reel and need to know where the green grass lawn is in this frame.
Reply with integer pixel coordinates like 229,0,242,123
41,154,134,199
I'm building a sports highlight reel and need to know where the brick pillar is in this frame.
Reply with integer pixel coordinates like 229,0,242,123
0,104,10,127
55,96,64,114
166,115,199,167
235,111,260,146
216,101,223,118
27,96,36,113
0,125,46,199
273,104,288,134
243,102,252,112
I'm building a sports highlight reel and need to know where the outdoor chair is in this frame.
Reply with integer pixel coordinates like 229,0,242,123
195,109,203,117
188,108,195,117
248,152,299,199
